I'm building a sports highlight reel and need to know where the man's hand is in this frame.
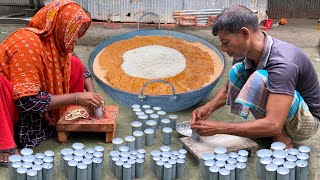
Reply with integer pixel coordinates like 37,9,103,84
190,104,212,124
191,120,218,136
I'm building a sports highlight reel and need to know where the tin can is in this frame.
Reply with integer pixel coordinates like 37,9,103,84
271,142,286,151
60,148,73,172
77,163,88,180
277,167,290,180
82,158,93,180
214,146,227,154
32,164,43,180
125,136,136,151
176,159,186,178
42,162,54,180
265,163,278,180
133,131,144,149
164,163,173,180
256,149,273,178
112,138,124,151
155,160,165,180
225,163,236,180
209,165,220,180
168,114,178,130
201,153,215,177
131,121,143,134
16,167,27,180
283,161,296,180
67,160,78,180
157,111,167,127
146,120,157,137
219,168,231,180
138,114,149,130
169,159,177,179
11,161,22,180
127,159,136,178
260,156,273,180
111,156,120,176
122,163,132,180
161,118,171,131
152,156,161,174
150,114,160,127
144,128,155,146
26,169,37,180
44,150,55,159
8,155,22,180
134,111,145,122
204,160,216,180
235,162,247,180
162,127,173,145
119,145,130,153
135,158,144,178
92,157,103,180
295,160,308,180
72,142,85,150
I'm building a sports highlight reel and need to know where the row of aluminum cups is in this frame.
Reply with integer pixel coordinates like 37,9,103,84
131,104,178,131
108,146,146,179
200,146,249,180
256,142,311,180
8,148,54,180
59,142,105,180
149,146,187,180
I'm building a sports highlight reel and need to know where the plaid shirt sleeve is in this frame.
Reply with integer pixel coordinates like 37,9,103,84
15,91,51,115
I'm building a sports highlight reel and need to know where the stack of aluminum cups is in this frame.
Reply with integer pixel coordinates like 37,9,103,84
8,148,54,180
200,146,249,180
150,146,187,179
256,142,310,180
60,142,104,180
109,145,146,179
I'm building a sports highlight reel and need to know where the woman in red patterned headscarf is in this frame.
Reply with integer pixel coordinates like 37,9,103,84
0,0,103,165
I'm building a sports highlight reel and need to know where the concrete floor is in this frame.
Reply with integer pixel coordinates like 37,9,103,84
0,18,320,180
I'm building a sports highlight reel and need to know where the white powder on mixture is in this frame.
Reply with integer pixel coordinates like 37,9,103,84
121,45,186,79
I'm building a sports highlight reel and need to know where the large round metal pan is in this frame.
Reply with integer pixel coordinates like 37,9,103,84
89,29,225,112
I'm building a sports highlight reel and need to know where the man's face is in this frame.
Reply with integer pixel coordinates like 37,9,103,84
216,30,249,59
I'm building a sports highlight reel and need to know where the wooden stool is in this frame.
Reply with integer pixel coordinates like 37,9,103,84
56,105,119,143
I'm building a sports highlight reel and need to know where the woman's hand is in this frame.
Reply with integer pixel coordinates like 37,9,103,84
76,92,104,108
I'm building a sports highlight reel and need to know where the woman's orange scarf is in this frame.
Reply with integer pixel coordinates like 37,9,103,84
0,0,91,125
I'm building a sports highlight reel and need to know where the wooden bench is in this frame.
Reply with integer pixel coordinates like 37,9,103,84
56,105,119,143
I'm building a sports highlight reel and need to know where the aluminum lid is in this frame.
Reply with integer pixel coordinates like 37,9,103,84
161,151,172,158
34,159,43,165
112,156,120,162
142,105,151,109
144,128,154,134
132,104,140,109
136,158,144,163
137,149,146,154
92,157,102,164
216,154,229,161
150,114,160,119
82,158,92,165
8,155,22,162
179,149,187,155
176,159,185,164
256,149,273,158
125,136,136,142
153,107,161,111
27,169,37,176
295,160,308,167
260,156,272,165
219,168,230,175
265,163,278,172
72,143,85,150
163,127,172,133
73,155,84,162
93,151,103,158
168,114,178,120
171,150,179,156
150,150,162,157
60,148,73,155
112,138,124,145
236,156,248,163
17,167,28,174
146,120,157,126
215,160,226,168
109,150,121,157
156,160,165,166
145,109,154,114
68,160,78,167
298,146,311,153
178,154,186,159
44,150,54,157
22,162,33,169
127,159,135,165
130,150,139,156
132,108,141,113
238,150,249,157
286,155,298,162
12,161,22,168
277,167,289,175
204,159,215,167
209,165,220,173
135,111,145,116
86,148,95,154
95,146,105,152
63,154,73,161
161,157,169,162
273,150,288,159
164,163,172,168
287,148,300,156
115,160,124,166
22,155,36,163
157,111,166,116
214,146,227,154
77,163,87,170
42,162,53,169
170,155,178,160
225,163,236,170
74,149,86,157
122,163,131,169
120,151,131,158
235,162,246,169
34,153,46,159
32,164,42,171
20,148,33,156
272,158,285,166
160,146,171,152
228,152,239,159
43,156,53,163
153,156,161,161
138,114,148,120
129,155,136,160
283,161,296,169
271,142,286,150
227,158,237,164
168,159,177,164
137,153,145,159
119,146,130,152
297,153,309,161
201,152,215,161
